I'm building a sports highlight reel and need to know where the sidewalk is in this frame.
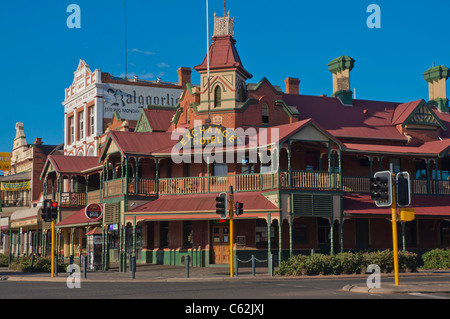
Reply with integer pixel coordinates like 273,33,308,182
2,265,450,295
0,263,273,283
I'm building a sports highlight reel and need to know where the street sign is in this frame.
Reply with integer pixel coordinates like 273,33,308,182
85,203,103,220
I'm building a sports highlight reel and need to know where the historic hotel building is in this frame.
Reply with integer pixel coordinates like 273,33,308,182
39,11,450,270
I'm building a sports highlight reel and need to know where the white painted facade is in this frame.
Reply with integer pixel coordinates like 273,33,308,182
62,60,185,156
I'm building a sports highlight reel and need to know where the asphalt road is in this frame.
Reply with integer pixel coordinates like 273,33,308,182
1,276,449,300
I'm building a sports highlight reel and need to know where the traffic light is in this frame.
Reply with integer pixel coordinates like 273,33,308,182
215,192,228,219
50,201,58,220
41,199,58,222
396,172,411,207
235,202,244,216
370,171,392,207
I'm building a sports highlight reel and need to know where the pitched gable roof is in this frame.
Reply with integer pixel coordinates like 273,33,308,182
101,131,177,159
284,94,406,141
41,155,102,179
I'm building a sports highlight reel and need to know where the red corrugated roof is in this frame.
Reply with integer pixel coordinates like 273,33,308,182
345,139,450,156
391,100,423,125
284,94,406,141
142,109,176,132
108,131,177,155
48,155,101,173
343,194,450,217
56,208,101,227
128,192,278,215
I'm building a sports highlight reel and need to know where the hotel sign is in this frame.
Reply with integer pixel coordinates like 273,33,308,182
177,124,238,148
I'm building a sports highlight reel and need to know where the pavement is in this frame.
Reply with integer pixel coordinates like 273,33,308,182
1,264,450,295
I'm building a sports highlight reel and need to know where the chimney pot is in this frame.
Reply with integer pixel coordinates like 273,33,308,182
285,77,301,95
177,67,192,89
424,65,449,112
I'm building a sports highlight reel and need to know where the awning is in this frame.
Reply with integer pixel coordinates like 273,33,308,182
11,207,41,221
344,194,450,218
10,206,41,228
126,191,279,221
56,207,102,228
0,171,31,182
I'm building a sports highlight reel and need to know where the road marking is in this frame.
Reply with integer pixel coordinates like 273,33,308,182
408,292,450,299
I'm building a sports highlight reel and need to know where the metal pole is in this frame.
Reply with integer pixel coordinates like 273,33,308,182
84,255,87,279
51,219,55,277
185,255,190,278
229,186,234,278
205,0,211,123
390,166,400,286
251,255,255,276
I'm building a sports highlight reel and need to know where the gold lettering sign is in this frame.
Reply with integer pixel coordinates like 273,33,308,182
178,125,238,149
0,152,11,171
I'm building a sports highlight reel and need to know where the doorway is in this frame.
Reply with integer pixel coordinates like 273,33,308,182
210,222,230,264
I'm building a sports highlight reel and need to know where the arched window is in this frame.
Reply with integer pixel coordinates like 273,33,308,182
262,103,269,124
214,86,222,108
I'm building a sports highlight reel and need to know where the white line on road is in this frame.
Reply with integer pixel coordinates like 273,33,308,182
408,292,450,299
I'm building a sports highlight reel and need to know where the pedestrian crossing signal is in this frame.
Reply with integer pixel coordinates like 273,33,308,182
235,202,244,216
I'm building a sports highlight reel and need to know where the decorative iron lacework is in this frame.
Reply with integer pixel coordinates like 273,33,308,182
214,13,234,37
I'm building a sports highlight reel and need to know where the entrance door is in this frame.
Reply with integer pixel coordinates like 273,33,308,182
211,224,230,264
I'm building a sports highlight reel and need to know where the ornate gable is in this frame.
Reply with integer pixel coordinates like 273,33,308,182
403,100,446,130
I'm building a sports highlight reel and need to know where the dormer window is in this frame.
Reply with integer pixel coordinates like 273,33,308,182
214,86,222,108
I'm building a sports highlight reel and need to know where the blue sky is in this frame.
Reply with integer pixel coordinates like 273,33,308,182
0,0,449,156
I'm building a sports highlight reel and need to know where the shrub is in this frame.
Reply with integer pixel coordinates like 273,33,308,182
0,253,8,267
422,249,450,270
275,250,418,276
8,256,68,273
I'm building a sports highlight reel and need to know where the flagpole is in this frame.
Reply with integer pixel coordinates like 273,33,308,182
206,0,211,124
124,0,128,79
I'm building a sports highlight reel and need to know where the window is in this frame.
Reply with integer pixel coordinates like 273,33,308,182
262,103,269,125
241,156,255,174
213,163,228,176
183,221,193,248
69,116,75,144
89,106,95,136
79,111,84,140
389,158,401,174
214,86,222,108
159,221,169,248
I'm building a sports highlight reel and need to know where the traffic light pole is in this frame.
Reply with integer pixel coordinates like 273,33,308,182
390,172,399,286
229,186,234,278
51,219,55,277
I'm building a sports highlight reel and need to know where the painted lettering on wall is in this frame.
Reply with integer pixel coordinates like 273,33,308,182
103,84,183,121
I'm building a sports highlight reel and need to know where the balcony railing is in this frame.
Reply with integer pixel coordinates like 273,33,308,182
60,192,86,207
343,176,450,196
279,170,340,190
